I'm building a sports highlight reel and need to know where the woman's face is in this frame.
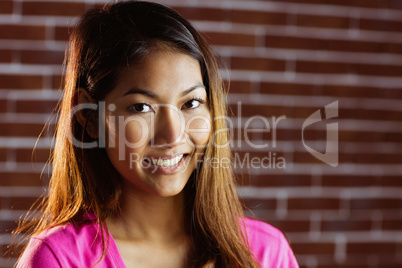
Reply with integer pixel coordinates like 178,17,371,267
104,50,211,197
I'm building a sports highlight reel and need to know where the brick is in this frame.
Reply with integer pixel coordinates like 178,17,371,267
350,198,402,210
297,14,349,29
0,148,7,162
0,172,45,187
173,6,228,22
0,99,7,113
261,128,398,145
52,75,64,90
360,18,402,32
0,49,13,63
322,175,375,187
327,39,401,54
260,82,320,96
320,85,402,99
0,74,43,90
292,242,335,255
300,128,327,142
241,198,277,210
16,148,52,163
231,57,286,71
255,174,312,187
266,219,310,233
8,196,42,210
288,198,340,210
388,0,402,9
341,108,402,122
339,130,382,143
266,35,323,50
0,220,18,233
293,152,335,164
15,99,58,114
296,60,353,74
384,132,402,143
300,259,399,268
22,1,86,16
381,176,402,187
226,80,253,94
204,32,256,47
347,242,397,254
355,63,402,77
271,128,318,142
20,50,65,65
265,34,401,54
0,25,46,40
229,103,289,117
286,106,328,119
321,219,371,232
0,123,49,137
354,153,402,164
231,10,287,25
326,39,384,53
55,26,70,41
382,219,402,230
263,83,402,100
385,42,402,54
263,0,387,9
0,1,13,14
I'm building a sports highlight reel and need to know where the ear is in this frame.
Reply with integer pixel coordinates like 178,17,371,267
75,88,99,139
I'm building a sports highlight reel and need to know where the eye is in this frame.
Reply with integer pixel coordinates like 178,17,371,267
128,103,153,113
182,98,205,110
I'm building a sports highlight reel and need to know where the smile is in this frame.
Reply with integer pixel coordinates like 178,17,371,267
150,154,184,167
144,154,188,168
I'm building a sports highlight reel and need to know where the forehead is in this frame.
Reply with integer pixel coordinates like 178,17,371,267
108,50,203,100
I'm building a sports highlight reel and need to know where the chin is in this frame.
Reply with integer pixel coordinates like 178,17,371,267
139,178,187,198
153,184,187,198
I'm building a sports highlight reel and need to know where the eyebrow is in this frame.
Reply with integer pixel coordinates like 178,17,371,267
122,83,205,98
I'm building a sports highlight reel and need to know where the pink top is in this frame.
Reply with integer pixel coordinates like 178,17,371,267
18,216,299,267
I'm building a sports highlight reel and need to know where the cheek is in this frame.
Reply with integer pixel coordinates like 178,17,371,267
124,119,150,146
106,114,150,148
185,112,211,146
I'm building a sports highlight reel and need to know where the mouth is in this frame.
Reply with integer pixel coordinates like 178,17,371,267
143,154,189,168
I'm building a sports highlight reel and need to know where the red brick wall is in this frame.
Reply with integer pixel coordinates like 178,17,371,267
1,1,402,267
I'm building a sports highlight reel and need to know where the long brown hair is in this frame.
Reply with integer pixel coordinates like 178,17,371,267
15,1,260,267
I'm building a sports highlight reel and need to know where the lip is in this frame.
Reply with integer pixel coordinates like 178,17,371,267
144,153,187,161
143,153,189,175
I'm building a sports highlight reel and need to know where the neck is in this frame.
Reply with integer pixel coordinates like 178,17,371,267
107,182,188,244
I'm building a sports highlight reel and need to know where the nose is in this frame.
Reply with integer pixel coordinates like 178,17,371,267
152,105,186,148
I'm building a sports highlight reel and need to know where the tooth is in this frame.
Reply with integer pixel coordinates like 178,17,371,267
149,155,184,167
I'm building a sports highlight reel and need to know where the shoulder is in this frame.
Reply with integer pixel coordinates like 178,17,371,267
17,234,61,267
241,217,299,268
241,217,289,254
18,221,119,268
34,220,100,250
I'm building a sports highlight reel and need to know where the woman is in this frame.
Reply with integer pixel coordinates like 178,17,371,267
16,1,299,267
